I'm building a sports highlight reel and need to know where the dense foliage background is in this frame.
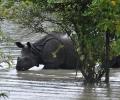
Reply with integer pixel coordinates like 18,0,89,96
0,0,120,83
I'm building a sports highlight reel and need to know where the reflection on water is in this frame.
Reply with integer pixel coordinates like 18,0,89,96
0,68,120,100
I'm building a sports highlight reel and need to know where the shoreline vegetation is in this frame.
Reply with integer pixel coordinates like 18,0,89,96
0,0,120,83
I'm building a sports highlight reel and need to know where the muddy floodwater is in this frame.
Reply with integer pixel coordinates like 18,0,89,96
0,20,120,100
0,68,120,100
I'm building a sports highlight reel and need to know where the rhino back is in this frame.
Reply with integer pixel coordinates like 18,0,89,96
32,33,77,69
59,34,77,68
49,33,77,68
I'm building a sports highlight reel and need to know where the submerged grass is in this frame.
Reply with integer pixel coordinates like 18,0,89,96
0,92,8,98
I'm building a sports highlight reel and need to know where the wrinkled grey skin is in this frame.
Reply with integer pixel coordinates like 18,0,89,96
15,33,79,71
101,55,120,68
110,55,120,68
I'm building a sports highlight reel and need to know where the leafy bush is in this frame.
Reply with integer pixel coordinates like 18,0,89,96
1,0,120,82
0,92,8,98
0,24,13,68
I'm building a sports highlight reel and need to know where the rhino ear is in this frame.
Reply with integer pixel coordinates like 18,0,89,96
15,42,24,48
27,42,31,48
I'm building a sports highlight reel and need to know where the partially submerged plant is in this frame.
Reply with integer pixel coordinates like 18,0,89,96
0,24,13,68
0,92,8,99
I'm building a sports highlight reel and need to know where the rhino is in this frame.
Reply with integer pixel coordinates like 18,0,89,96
110,55,120,68
15,33,79,71
101,55,120,68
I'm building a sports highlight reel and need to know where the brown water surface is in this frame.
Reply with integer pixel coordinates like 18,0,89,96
0,20,120,100
0,69,120,100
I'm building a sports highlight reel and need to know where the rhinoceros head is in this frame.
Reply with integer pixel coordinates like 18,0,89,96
15,42,39,71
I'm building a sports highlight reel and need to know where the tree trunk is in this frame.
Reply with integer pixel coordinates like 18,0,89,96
105,30,110,83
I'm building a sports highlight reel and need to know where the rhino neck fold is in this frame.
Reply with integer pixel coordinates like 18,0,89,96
31,44,44,64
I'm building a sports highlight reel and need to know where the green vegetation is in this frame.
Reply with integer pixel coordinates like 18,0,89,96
0,25,13,68
0,0,120,83
0,92,8,98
